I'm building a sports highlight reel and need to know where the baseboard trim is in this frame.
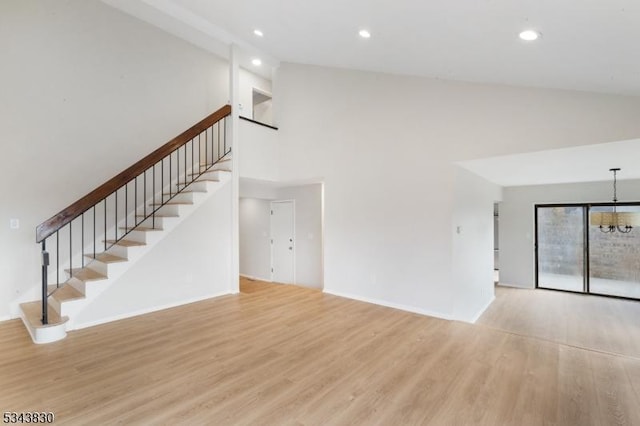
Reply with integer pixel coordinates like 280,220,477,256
469,295,496,324
240,273,272,282
497,282,533,289
73,291,231,330
323,289,452,321
0,315,12,323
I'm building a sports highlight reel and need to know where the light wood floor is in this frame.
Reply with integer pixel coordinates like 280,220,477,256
1,278,639,425
479,285,640,359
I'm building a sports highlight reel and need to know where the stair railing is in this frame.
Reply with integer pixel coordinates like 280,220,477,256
35,104,232,325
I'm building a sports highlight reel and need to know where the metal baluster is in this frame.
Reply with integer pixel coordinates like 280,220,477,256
135,177,138,226
41,240,48,325
93,205,96,260
125,183,128,233
69,222,73,278
56,231,59,286
144,169,147,219
81,213,85,268
153,164,156,229
218,122,221,161
115,189,118,242
104,198,107,251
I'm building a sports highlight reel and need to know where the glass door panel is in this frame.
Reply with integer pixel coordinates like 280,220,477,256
536,206,585,292
589,205,640,299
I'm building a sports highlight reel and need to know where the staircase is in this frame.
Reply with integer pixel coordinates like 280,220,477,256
20,105,233,344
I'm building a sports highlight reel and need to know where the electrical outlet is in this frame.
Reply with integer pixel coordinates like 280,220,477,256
9,219,19,229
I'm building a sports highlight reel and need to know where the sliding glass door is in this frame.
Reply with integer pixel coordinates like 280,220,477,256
535,203,640,301
589,205,640,299
536,206,585,292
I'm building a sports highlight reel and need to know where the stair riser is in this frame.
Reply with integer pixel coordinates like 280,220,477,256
151,204,182,216
160,192,194,204
199,158,231,168
20,309,67,344
86,259,108,276
135,216,172,229
177,181,209,193
107,244,129,259
121,229,149,244
69,278,85,295
48,297,62,316
194,170,228,180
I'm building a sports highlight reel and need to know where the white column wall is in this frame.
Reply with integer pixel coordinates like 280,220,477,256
451,168,502,322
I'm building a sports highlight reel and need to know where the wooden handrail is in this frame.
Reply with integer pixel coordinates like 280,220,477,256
36,104,232,243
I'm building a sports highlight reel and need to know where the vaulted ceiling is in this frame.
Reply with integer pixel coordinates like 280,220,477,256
104,0,640,96
102,0,640,186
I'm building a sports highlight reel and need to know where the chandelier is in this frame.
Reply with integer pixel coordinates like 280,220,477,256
589,168,638,233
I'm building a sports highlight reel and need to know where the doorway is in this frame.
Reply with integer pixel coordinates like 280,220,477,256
535,203,640,299
271,200,295,284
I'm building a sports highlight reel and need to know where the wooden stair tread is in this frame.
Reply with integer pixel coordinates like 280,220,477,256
104,239,146,247
148,201,193,206
179,178,219,185
50,284,84,302
199,158,232,167
66,267,107,282
118,226,163,232
161,189,205,196
85,253,127,263
20,301,68,328
188,169,231,177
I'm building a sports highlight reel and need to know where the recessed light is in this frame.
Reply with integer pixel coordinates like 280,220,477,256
359,29,371,39
519,30,541,41
253,29,263,37
252,58,262,66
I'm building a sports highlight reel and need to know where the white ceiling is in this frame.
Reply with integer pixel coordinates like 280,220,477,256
458,138,640,187
101,0,640,187
104,0,640,95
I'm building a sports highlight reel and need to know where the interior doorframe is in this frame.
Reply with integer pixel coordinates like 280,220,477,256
270,199,296,284
534,201,640,301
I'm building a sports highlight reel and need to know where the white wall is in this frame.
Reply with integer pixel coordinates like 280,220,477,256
0,0,229,320
75,183,232,326
238,119,280,181
239,198,272,281
239,68,272,121
451,168,502,322
277,184,323,289
500,179,640,289
274,62,640,320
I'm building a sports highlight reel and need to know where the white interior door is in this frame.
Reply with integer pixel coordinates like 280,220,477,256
271,201,295,284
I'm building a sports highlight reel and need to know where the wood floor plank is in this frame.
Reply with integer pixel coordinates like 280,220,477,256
1,278,639,425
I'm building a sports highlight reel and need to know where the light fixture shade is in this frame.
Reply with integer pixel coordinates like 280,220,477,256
590,211,640,227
